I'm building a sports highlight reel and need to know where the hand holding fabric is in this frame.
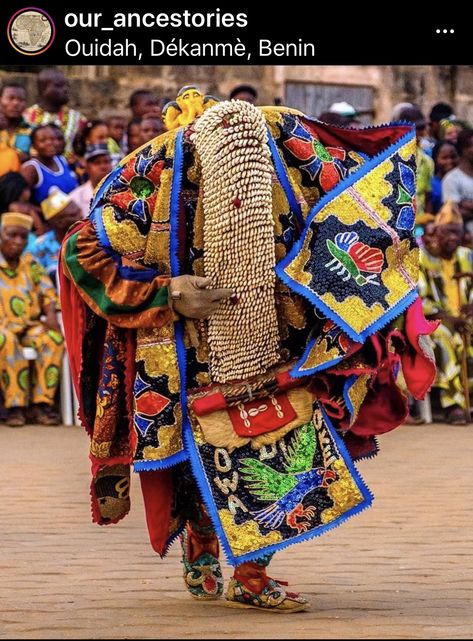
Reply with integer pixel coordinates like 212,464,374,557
168,275,233,319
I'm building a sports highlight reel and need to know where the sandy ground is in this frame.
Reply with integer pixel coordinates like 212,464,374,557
1,421,472,639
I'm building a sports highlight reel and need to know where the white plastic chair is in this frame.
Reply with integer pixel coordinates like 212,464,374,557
417,393,432,423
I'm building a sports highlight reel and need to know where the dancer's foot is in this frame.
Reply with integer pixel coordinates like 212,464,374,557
180,524,223,600
225,562,310,613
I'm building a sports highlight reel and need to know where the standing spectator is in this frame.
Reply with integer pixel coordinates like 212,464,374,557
328,101,361,127
0,212,63,427
229,84,258,104
391,102,414,120
442,129,473,234
431,141,459,213
125,91,161,154
51,125,66,157
23,69,87,160
129,90,161,120
20,125,78,206
318,111,348,126
427,102,455,151
438,117,469,145
106,115,126,164
72,120,109,182
398,106,434,217
0,82,31,161
70,144,112,218
0,113,20,177
126,117,142,154
140,115,164,145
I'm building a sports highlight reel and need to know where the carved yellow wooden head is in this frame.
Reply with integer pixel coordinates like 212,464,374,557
162,85,219,131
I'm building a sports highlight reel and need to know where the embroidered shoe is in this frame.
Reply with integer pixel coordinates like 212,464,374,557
180,525,224,600
225,574,310,613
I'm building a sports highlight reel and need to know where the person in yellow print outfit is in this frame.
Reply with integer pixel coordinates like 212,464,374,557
0,212,64,427
418,202,473,424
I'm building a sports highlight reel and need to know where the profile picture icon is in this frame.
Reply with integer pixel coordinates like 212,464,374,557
7,7,55,56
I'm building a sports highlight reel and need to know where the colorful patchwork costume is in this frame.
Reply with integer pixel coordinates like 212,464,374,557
59,96,437,611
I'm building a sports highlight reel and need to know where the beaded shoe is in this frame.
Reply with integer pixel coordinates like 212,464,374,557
225,564,309,613
180,525,224,600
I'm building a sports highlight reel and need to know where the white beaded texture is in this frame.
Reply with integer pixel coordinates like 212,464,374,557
192,100,280,383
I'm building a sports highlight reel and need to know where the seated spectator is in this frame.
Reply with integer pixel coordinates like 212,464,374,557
30,188,82,287
0,212,63,426
21,125,79,206
431,141,459,213
418,202,473,424
442,129,473,234
0,171,47,246
0,81,31,161
0,171,32,213
229,84,258,105
417,215,440,255
70,144,112,218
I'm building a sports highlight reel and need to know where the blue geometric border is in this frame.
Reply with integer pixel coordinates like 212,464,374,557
266,127,304,232
133,129,189,473
290,334,345,378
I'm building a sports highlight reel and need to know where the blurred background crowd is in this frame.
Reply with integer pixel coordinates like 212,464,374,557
1,66,473,428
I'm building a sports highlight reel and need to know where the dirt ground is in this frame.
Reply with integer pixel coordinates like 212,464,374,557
1,421,472,639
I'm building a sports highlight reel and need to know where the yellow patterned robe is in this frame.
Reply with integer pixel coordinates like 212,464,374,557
0,250,63,408
418,246,473,410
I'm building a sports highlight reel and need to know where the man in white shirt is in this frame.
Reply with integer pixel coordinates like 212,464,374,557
70,144,112,218
442,129,473,233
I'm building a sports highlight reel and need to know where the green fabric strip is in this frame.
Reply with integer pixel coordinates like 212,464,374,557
64,233,168,315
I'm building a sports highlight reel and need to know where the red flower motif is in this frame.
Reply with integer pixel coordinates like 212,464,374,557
283,119,347,193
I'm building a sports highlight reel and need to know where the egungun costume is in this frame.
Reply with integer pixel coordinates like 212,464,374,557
59,95,436,611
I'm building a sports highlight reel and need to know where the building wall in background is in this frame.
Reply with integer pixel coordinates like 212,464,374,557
0,65,471,124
